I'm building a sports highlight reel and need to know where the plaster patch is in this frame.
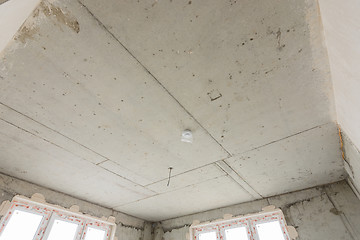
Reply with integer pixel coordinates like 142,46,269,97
261,205,276,212
30,193,46,203
108,216,116,223
287,226,298,239
192,220,200,225
223,214,233,219
69,205,80,213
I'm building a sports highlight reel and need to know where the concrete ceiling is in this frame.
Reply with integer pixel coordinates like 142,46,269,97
0,0,344,221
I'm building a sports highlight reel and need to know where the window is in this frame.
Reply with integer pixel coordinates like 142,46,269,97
0,196,116,240
46,219,80,240
198,231,217,240
0,210,44,240
83,227,107,240
224,227,248,240
190,209,291,240
255,221,285,240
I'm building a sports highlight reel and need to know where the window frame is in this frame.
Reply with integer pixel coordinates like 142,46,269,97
0,198,52,240
81,220,112,240
0,196,116,240
42,210,85,240
250,212,290,240
219,219,252,240
190,209,290,240
194,224,219,240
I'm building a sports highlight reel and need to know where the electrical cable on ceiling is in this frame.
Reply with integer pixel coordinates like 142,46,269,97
167,167,173,187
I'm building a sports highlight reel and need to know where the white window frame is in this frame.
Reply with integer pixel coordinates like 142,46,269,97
42,211,85,240
194,224,219,240
190,209,290,240
0,196,116,240
0,197,52,240
250,212,290,240
81,220,112,240
219,218,252,240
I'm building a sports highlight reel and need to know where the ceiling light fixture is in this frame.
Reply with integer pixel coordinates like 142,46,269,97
181,129,193,143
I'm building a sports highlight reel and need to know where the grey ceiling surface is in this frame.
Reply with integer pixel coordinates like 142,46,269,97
0,0,344,221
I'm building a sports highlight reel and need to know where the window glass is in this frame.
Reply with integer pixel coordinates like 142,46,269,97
84,227,106,240
256,221,285,240
225,227,248,240
0,209,43,240
47,219,79,240
199,231,217,240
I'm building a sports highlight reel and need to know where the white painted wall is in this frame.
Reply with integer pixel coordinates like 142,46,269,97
318,0,360,193
0,0,41,54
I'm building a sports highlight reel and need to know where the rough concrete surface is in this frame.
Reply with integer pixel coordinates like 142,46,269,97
0,0,345,221
162,181,360,240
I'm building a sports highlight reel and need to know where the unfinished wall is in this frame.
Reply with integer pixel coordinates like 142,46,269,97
161,181,360,240
0,172,146,240
317,0,360,195
317,0,360,152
